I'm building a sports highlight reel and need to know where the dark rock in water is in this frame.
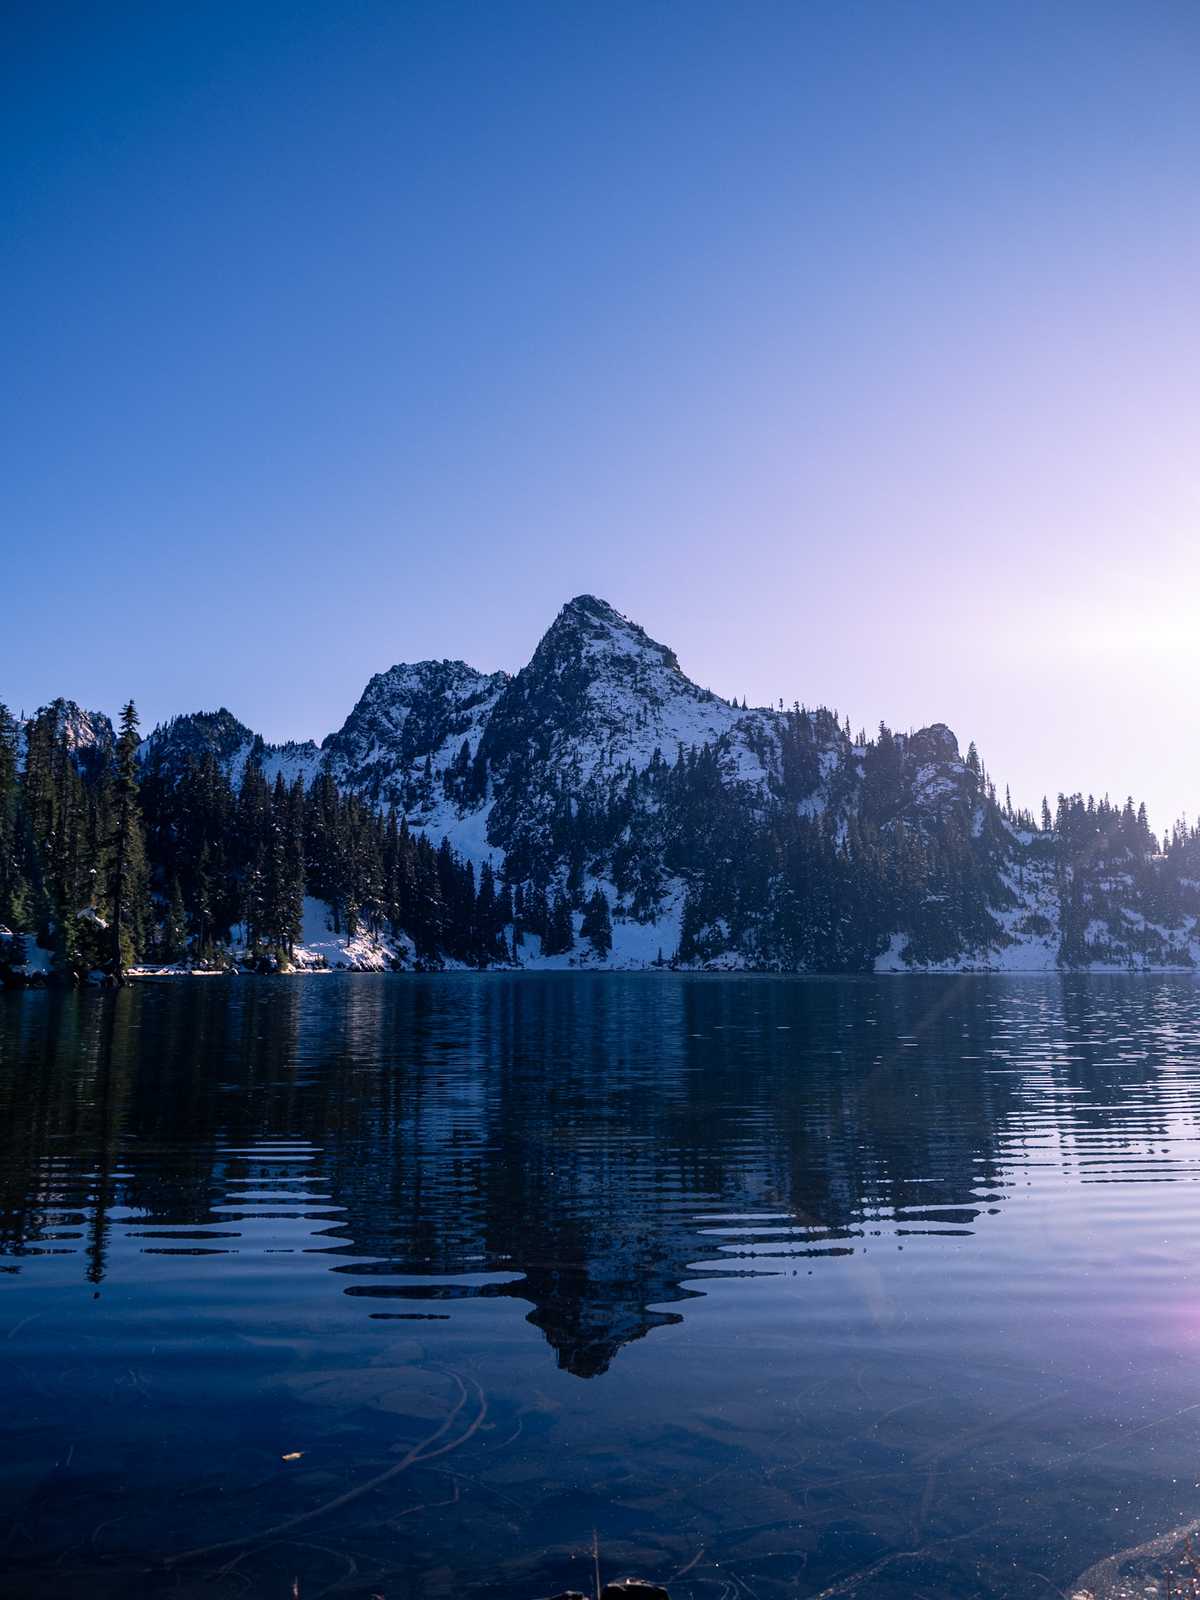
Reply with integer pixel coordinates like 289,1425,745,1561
535,1591,589,1600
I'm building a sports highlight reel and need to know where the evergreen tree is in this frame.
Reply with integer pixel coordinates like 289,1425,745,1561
0,704,28,929
164,876,188,963
580,886,612,958
543,890,575,955
104,702,148,979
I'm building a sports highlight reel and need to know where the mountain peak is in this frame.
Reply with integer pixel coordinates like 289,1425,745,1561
479,594,745,821
538,594,680,671
320,656,508,807
330,658,508,739
145,707,256,754
546,594,643,645
373,657,497,685
561,593,622,622
906,723,961,764
39,698,114,749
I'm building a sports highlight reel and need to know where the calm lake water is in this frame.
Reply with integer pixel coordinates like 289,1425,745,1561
4,974,1200,1599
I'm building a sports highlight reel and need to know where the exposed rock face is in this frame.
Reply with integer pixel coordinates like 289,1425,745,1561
25,698,115,779
907,722,959,764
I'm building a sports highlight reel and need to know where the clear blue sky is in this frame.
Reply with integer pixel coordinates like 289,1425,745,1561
3,1,1198,827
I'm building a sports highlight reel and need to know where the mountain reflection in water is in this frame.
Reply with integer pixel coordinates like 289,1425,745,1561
4,973,1200,1600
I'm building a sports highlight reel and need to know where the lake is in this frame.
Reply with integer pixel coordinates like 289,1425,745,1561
3,973,1200,1599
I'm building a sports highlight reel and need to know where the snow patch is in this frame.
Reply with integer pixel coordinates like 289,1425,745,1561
288,898,406,971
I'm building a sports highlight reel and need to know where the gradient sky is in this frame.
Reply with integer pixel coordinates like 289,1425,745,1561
3,1,1198,828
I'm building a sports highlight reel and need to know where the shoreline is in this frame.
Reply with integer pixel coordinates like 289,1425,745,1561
5,963,1199,991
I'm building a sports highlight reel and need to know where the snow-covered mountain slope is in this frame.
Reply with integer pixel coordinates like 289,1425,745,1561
478,595,786,878
324,659,508,792
117,594,1200,973
321,659,508,862
483,594,768,784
